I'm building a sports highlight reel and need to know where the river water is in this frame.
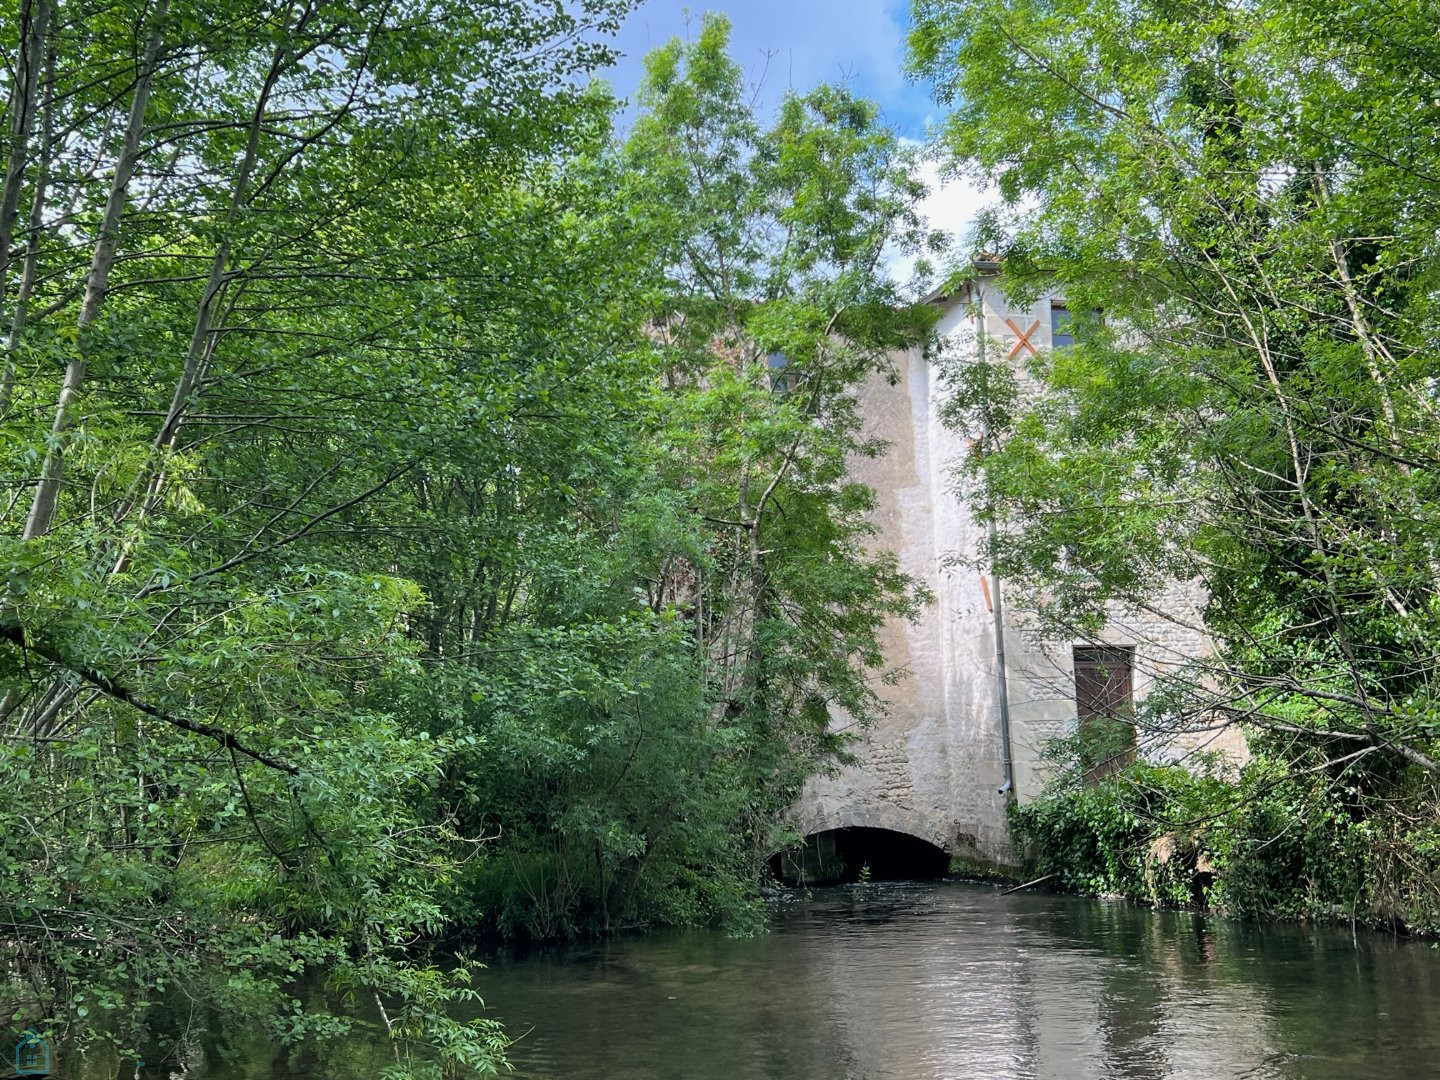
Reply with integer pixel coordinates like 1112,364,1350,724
110,881,1440,1078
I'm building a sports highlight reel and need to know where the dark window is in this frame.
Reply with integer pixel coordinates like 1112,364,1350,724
1073,645,1135,780
766,352,812,394
1051,303,1074,348
767,351,794,394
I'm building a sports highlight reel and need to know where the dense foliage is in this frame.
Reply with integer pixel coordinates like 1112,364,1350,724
449,16,934,943
912,0,1440,929
0,3,934,1073
1009,736,1440,932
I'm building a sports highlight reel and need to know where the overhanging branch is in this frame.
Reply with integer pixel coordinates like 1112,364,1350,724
0,623,301,775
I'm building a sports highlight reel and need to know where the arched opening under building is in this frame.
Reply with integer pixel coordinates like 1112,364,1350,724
769,827,950,886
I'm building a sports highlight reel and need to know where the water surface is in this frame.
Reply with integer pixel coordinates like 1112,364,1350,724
89,881,1440,1078
479,882,1438,1080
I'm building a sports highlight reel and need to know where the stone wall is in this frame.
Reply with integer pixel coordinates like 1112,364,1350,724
788,275,1240,868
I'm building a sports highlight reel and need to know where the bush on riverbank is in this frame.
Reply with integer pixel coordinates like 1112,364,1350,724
1010,731,1440,935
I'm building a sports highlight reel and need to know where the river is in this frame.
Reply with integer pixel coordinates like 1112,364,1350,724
92,881,1440,1078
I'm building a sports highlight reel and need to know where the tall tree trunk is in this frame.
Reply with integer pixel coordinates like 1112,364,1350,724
117,41,289,554
23,0,170,541
0,42,54,417
0,0,51,319
109,14,323,578
149,21,309,462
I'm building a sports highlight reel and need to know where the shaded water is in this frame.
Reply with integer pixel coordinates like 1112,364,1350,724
67,881,1440,1078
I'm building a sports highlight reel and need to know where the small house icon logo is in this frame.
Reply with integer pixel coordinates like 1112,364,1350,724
13,1029,50,1075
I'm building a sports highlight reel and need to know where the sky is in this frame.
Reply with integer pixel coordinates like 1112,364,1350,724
602,0,932,139
597,0,994,277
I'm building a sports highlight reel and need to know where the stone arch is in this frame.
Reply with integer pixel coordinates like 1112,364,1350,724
773,799,958,885
788,798,957,855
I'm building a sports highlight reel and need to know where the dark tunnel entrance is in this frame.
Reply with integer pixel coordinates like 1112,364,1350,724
769,827,950,886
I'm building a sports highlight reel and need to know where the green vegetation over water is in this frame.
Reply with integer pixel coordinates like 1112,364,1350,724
0,6,933,1073
917,0,1440,938
6,0,1440,1073
1010,735,1440,934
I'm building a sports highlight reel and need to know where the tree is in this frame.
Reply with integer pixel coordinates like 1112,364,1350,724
623,9,939,871
439,14,939,940
2,2,943,1066
911,0,1440,927
0,0,631,1070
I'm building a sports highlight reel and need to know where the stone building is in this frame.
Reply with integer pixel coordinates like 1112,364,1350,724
782,264,1236,877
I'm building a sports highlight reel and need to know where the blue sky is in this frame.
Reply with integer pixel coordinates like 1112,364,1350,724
600,0,934,139
596,1,992,279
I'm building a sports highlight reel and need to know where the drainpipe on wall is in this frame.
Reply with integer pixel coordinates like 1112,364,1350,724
974,267,1016,801
988,532,1016,801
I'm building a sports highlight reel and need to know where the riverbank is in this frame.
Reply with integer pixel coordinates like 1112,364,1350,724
1009,755,1440,939
39,880,1439,1080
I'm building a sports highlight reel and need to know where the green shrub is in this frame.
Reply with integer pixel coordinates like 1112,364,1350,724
1011,734,1440,934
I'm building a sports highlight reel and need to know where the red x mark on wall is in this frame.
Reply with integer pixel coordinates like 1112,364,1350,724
1005,318,1041,357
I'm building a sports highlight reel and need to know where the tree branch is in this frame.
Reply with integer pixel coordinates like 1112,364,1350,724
0,623,300,775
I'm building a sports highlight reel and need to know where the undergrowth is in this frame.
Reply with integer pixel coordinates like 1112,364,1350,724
1010,730,1440,935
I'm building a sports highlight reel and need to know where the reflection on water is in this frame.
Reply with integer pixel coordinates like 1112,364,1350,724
85,882,1440,1078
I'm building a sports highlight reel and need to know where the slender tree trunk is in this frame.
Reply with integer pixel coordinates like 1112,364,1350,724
0,0,51,317
23,0,170,541
1311,163,1440,597
107,23,318,579
0,43,54,417
116,54,282,555
150,31,300,461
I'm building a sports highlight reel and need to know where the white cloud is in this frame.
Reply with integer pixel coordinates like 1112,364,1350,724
886,153,996,288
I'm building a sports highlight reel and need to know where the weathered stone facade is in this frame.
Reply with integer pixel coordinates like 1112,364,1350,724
789,272,1236,867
